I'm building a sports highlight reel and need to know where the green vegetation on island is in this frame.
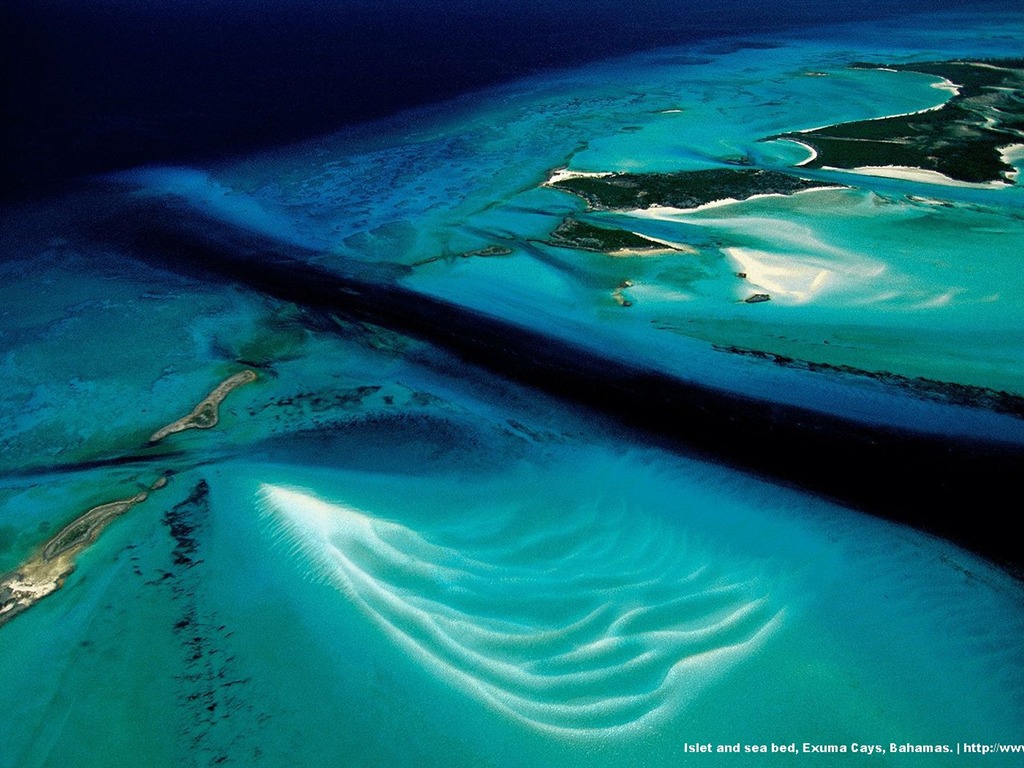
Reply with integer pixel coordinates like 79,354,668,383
771,59,1024,184
548,217,674,253
548,169,839,211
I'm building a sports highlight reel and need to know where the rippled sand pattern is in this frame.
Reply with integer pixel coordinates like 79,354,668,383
260,485,784,736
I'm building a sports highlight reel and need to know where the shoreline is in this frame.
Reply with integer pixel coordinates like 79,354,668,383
544,167,615,186
91,198,1024,572
609,232,697,257
792,73,957,135
775,60,1024,185
784,138,819,167
1,369,256,629
999,143,1024,183
822,164,1010,188
0,485,159,627
148,369,258,443
624,185,839,216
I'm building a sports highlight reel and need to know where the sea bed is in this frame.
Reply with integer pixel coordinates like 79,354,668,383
1,8,1024,768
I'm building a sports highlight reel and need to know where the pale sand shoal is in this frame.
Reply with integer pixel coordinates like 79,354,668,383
624,186,838,217
544,168,616,186
724,246,832,304
824,165,1009,188
608,232,698,257
608,247,686,258
999,143,1024,183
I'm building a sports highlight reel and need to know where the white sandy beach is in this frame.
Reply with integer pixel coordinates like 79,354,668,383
999,143,1024,182
930,76,961,96
544,168,615,185
625,186,837,217
615,232,698,255
825,165,1009,188
792,73,957,134
777,138,819,167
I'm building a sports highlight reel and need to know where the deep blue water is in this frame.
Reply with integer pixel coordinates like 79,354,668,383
3,4,1024,766
3,0,1020,196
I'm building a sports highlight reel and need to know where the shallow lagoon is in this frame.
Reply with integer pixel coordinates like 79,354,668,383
2,7,1024,768
117,12,1024,417
3,412,1024,766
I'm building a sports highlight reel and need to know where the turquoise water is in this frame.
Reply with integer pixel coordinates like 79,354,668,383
113,11,1024,426
2,8,1024,768
3,426,1023,766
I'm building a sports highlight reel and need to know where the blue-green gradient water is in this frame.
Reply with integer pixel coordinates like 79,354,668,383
112,10,1024,436
1,7,1023,767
